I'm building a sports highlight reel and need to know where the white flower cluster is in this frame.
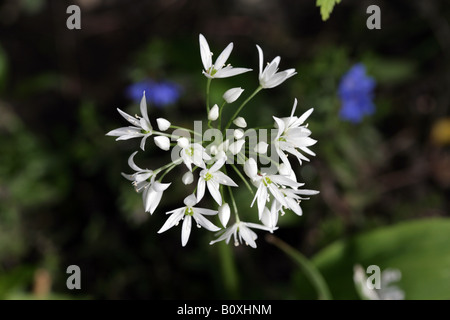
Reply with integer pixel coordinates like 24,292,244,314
107,34,319,248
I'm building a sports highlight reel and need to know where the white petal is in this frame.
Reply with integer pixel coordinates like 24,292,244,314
194,208,219,216
156,118,171,131
244,158,258,179
214,67,252,78
207,180,222,205
233,117,247,128
196,178,206,202
261,207,274,228
209,225,236,245
140,92,150,123
256,44,264,77
157,210,183,234
127,151,143,171
208,104,219,121
106,126,141,137
117,108,140,127
140,134,150,151
152,181,171,192
209,153,227,172
182,171,194,185
214,42,233,70
257,185,268,219
278,162,292,176
154,135,170,151
181,215,192,247
199,34,212,71
239,224,257,248
214,171,238,187
218,203,230,227
193,212,221,232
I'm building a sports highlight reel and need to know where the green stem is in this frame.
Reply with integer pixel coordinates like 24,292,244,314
218,241,239,299
218,100,227,131
206,78,212,113
169,125,202,137
230,164,254,196
266,235,332,300
224,86,262,131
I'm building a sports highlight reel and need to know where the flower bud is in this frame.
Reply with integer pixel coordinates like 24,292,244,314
223,87,244,103
234,129,244,140
229,140,245,155
208,104,219,121
254,141,268,154
182,171,194,185
233,117,247,128
218,203,230,227
177,137,190,148
154,136,170,151
156,118,171,131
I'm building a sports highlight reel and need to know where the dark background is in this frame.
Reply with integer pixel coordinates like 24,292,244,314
0,0,449,299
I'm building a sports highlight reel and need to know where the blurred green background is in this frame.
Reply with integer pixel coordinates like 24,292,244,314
0,0,449,299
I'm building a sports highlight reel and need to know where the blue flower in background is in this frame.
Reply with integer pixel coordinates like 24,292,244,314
338,63,376,123
126,79,181,108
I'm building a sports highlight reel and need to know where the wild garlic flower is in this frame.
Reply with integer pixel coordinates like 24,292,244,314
177,137,211,171
257,45,297,89
106,92,153,151
107,33,319,248
158,194,220,247
121,151,171,214
197,153,238,205
273,98,317,168
199,34,252,79
209,220,276,249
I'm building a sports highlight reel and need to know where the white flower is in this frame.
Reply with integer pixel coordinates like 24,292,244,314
244,158,304,218
197,153,238,205
121,152,171,214
209,221,276,248
199,34,252,79
218,203,231,227
223,87,244,103
182,171,194,185
121,151,154,192
256,45,297,89
233,117,247,128
254,141,269,154
274,187,319,216
156,118,171,131
143,180,171,214
177,137,211,171
106,92,153,151
158,194,220,247
208,104,219,121
273,99,317,168
154,135,170,151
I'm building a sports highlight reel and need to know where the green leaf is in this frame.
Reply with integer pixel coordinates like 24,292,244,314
316,0,342,21
294,218,450,299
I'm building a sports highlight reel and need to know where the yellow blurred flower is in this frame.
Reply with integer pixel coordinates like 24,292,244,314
431,118,450,145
